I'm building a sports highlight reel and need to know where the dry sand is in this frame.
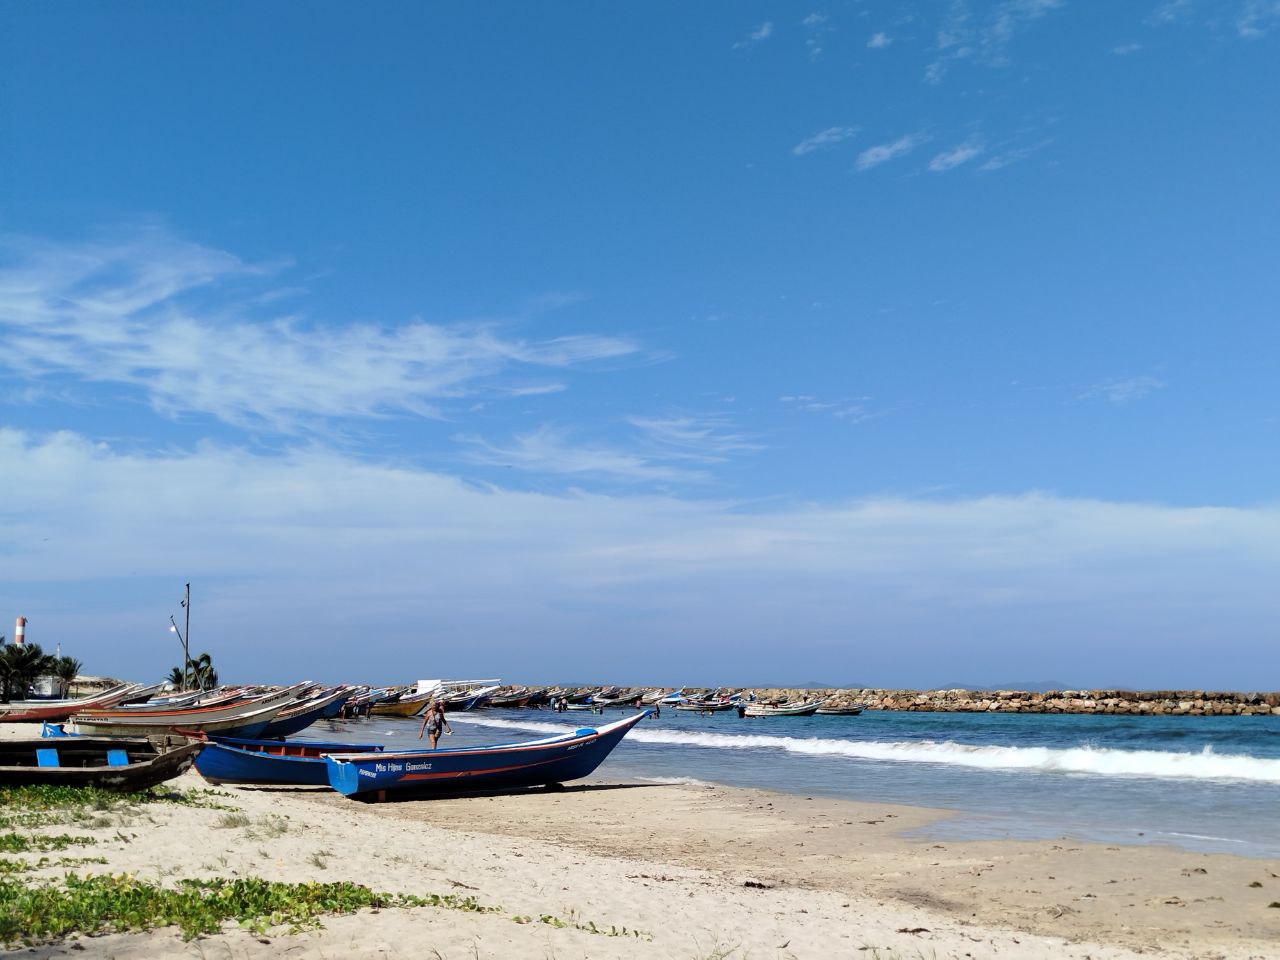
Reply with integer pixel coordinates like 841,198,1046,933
4,724,1278,959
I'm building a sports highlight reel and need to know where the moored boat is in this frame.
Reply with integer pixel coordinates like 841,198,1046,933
325,710,651,799
195,737,383,786
675,698,738,712
814,704,863,716
0,735,203,790
743,699,825,717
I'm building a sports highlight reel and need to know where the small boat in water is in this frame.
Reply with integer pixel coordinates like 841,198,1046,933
814,705,863,716
0,735,202,790
743,699,825,717
675,698,738,712
194,737,384,786
326,710,651,799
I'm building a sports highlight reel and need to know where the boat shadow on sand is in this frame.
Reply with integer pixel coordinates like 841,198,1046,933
225,781,662,801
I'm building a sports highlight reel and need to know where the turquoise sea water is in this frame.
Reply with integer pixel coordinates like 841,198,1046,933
306,708,1280,858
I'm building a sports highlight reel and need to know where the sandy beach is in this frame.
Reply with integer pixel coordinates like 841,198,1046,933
4,722,1276,960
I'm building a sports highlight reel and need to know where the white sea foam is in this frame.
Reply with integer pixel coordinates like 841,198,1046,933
635,775,716,787
450,716,1280,784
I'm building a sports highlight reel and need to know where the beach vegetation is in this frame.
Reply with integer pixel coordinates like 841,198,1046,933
0,833,96,854
0,873,499,944
247,814,289,839
0,785,235,832
512,912,651,940
213,812,252,829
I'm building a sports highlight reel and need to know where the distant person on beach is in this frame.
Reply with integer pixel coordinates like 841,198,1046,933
417,701,452,748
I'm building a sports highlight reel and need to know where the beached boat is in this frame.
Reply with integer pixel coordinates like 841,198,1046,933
70,699,288,738
0,682,163,723
0,735,203,790
485,688,534,708
440,684,501,711
814,705,863,716
72,682,308,726
325,710,651,799
68,684,311,737
259,687,352,737
743,699,825,717
194,737,383,786
369,691,433,717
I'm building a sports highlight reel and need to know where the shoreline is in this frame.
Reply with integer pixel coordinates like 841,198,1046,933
6,761,1277,957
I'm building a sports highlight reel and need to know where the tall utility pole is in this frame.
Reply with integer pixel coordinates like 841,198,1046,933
170,583,192,691
184,583,191,685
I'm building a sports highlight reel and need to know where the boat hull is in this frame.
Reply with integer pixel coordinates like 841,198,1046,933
195,738,382,786
0,683,161,723
258,692,351,737
326,711,650,798
743,705,821,717
0,736,203,790
369,697,432,717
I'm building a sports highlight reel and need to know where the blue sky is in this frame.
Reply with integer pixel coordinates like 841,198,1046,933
1,2,1278,687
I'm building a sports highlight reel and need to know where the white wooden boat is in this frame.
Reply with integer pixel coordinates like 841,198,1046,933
743,699,825,717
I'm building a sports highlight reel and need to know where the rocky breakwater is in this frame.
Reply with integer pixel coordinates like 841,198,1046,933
748,688,1280,716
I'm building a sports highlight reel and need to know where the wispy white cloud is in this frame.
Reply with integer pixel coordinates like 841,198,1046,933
1237,0,1280,37
792,126,858,156
855,134,927,171
1080,375,1166,404
978,138,1052,171
734,22,774,48
801,12,831,58
780,394,881,423
457,424,703,483
501,383,568,398
4,427,1277,685
1111,41,1144,54
627,414,764,460
1150,0,1193,24
0,229,636,432
867,31,893,48
929,140,984,172
926,0,1066,83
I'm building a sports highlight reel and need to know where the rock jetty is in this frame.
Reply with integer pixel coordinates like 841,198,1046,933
745,688,1280,716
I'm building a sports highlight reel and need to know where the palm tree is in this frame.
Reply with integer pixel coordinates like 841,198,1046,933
167,653,219,691
189,652,218,691
0,642,56,702
52,656,82,697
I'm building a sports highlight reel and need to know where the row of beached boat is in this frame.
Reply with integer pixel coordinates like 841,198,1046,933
356,683,867,717
0,678,652,800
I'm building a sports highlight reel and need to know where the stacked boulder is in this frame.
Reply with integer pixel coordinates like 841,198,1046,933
740,688,1280,716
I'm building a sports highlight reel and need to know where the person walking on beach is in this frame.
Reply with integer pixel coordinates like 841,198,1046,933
417,700,452,748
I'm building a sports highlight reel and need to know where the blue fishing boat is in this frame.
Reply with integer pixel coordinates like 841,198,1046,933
325,710,651,799
194,737,383,786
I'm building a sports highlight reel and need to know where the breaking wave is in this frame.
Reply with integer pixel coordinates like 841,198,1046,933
450,715,1280,783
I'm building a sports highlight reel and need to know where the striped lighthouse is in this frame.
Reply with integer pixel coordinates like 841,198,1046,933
13,616,26,646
